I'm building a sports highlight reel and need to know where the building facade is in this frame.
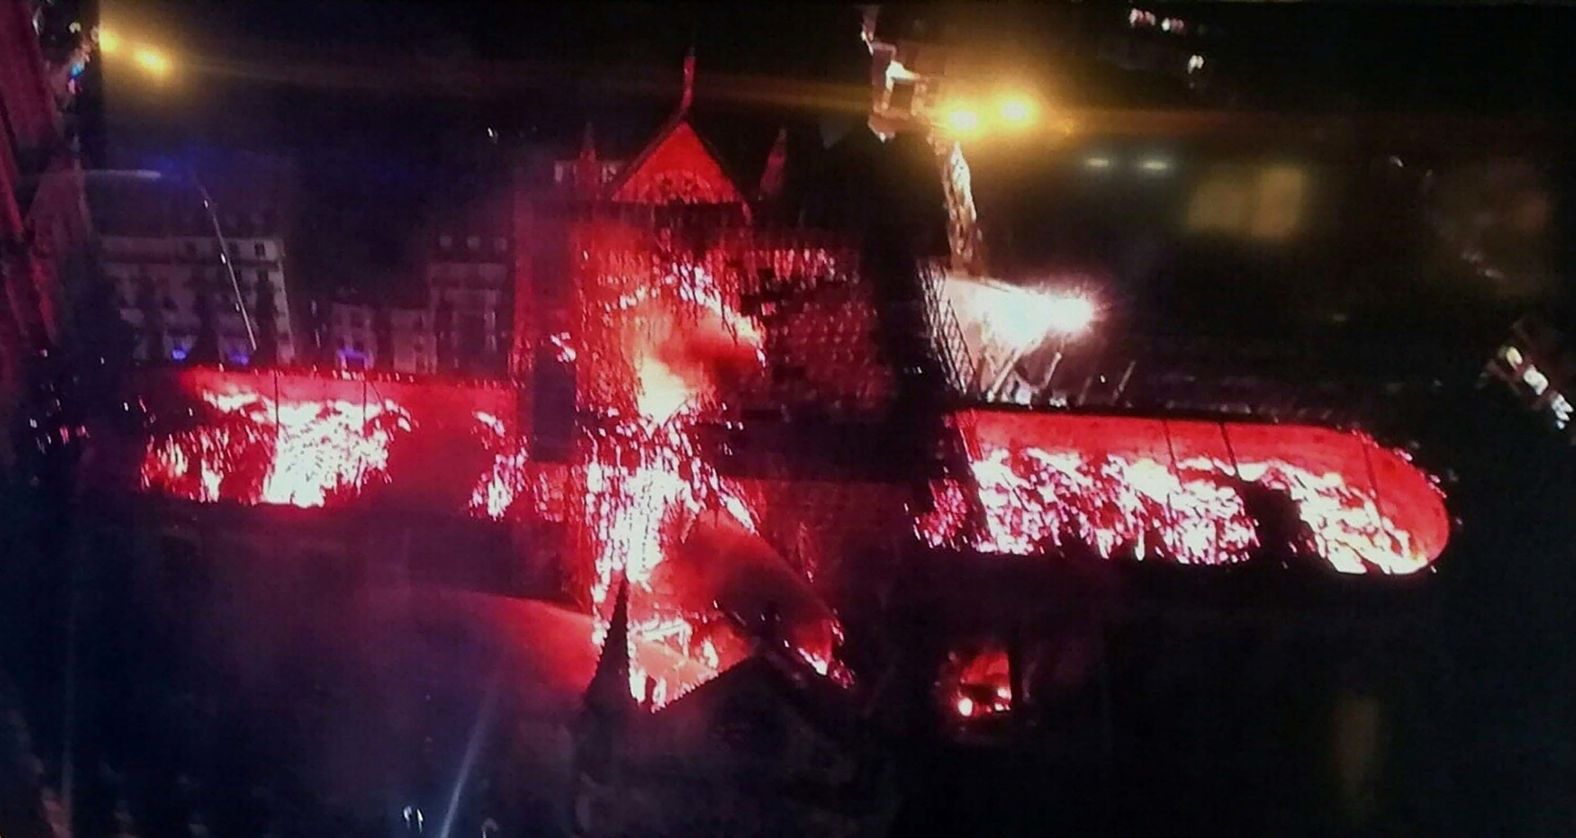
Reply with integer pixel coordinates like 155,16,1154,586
92,155,300,366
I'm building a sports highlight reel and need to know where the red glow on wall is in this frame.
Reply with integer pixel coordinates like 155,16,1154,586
609,120,745,206
917,411,1449,574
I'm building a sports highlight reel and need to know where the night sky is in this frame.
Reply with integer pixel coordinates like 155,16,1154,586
88,2,1576,339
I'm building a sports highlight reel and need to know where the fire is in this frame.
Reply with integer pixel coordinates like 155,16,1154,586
916,445,1436,573
469,411,533,520
576,260,811,706
579,419,760,706
633,358,693,425
941,647,1013,721
141,387,412,508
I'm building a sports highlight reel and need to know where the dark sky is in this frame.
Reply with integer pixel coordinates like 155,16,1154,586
93,2,1576,308
96,2,1576,166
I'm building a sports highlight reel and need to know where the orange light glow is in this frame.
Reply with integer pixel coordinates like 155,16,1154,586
132,46,171,77
997,94,1036,126
942,103,982,136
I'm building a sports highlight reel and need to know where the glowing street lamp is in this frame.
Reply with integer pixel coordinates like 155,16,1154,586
96,27,175,80
941,102,982,137
996,93,1036,127
131,46,172,78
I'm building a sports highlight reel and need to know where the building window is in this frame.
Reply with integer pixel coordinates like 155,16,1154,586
257,269,269,285
438,233,454,249
254,242,267,258
466,235,481,251
493,237,507,253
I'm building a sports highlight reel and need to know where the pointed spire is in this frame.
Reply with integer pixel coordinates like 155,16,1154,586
585,576,637,716
679,48,696,115
758,127,788,201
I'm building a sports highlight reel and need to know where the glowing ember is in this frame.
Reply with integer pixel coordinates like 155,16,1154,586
917,443,1439,574
469,411,533,520
575,258,831,707
633,358,693,425
141,388,412,508
579,421,760,706
941,647,1012,721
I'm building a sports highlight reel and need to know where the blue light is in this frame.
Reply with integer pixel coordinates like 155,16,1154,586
227,352,251,366
170,347,188,361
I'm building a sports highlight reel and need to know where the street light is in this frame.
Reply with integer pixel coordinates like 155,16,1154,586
95,27,174,79
131,46,172,79
941,102,982,137
996,93,1036,127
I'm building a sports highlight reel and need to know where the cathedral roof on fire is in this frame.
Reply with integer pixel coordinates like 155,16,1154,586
605,52,748,205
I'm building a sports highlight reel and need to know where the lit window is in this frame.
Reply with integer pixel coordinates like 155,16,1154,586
467,235,482,251
439,234,454,249
1551,393,1573,429
1522,365,1550,396
1500,345,1524,368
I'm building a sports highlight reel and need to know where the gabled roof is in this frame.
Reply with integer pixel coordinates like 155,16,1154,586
606,116,746,205
604,53,746,206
